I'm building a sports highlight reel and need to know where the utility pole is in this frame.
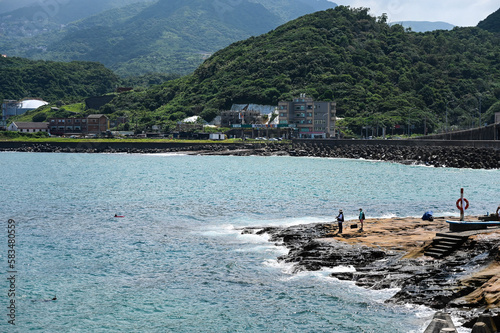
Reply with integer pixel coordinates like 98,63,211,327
445,101,449,133
478,94,482,127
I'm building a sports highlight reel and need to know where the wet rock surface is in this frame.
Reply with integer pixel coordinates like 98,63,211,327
1,142,499,169
242,222,500,328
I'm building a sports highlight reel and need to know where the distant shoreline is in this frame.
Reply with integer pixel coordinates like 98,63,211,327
0,140,499,169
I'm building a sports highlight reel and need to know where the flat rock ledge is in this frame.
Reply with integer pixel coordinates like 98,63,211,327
241,220,500,330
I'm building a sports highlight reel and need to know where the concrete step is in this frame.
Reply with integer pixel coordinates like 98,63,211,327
425,250,450,258
432,244,458,251
425,250,446,258
435,233,469,240
427,247,450,254
435,240,461,247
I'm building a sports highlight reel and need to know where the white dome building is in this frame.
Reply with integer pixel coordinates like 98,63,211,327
2,98,49,118
17,99,49,114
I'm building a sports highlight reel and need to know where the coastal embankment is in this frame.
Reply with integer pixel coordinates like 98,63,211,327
242,216,500,331
0,139,499,169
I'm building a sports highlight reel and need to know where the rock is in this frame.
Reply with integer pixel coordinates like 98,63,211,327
243,220,500,328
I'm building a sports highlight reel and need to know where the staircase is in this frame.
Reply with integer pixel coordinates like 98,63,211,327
424,233,469,258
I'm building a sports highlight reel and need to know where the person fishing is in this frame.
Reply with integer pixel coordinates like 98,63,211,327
359,208,365,231
336,209,344,234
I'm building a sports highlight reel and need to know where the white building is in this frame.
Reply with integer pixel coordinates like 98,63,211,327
7,122,49,133
2,99,49,119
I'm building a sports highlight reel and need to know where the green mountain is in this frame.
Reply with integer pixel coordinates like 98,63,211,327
477,7,500,33
40,0,281,77
0,0,152,24
0,57,120,102
101,6,500,134
0,0,337,76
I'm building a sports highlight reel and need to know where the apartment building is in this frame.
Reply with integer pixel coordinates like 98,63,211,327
278,94,337,138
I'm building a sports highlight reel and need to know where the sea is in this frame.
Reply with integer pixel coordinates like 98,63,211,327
1,152,498,332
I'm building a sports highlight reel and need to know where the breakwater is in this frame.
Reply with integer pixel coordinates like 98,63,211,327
0,140,499,169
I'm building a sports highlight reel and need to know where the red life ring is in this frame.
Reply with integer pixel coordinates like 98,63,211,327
456,198,469,212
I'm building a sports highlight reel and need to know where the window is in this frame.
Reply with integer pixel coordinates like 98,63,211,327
307,112,312,117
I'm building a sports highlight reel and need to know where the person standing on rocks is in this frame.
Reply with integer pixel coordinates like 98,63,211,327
336,209,344,234
359,208,365,231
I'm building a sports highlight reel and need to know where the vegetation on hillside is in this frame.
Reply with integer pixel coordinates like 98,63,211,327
8,6,500,137
477,7,500,33
0,57,119,102
0,0,336,76
94,6,500,135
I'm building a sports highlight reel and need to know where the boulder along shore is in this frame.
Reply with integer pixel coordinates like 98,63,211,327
1,141,499,169
241,216,500,330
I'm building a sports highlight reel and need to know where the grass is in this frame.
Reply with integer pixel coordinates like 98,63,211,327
0,136,290,144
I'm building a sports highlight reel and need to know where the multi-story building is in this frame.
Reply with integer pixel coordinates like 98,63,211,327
48,114,108,136
48,117,88,135
87,114,108,134
278,94,337,138
220,109,263,127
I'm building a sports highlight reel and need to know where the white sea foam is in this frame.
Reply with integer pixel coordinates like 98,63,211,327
140,152,190,156
200,224,273,245
264,258,297,275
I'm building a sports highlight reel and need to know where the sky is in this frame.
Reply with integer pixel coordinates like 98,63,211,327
0,0,498,26
335,0,499,26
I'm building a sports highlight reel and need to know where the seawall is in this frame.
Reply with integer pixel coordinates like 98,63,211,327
1,139,499,169
293,138,500,149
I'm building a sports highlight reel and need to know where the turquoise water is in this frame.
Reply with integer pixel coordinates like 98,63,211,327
1,152,498,332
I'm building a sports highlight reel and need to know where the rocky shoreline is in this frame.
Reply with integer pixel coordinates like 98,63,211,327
0,141,499,169
241,217,500,331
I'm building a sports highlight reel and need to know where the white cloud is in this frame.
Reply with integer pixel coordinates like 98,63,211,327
336,0,499,26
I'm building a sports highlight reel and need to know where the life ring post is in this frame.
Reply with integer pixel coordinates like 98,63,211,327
456,188,469,221
460,188,464,221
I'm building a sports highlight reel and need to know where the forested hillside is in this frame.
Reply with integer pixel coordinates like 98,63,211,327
101,6,500,134
0,57,119,102
0,0,336,76
477,7,500,33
